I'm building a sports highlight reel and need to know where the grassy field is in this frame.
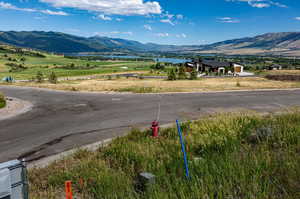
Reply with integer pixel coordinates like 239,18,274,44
262,70,300,76
0,93,5,109
29,111,300,198
12,77,300,93
0,47,154,80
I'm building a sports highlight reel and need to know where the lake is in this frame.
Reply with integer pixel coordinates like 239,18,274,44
70,54,191,64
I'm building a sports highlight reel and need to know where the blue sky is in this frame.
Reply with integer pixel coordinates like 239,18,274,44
0,0,300,45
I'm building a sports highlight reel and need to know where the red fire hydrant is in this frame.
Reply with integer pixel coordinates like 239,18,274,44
151,120,160,137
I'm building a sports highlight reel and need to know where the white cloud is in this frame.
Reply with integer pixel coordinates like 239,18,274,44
226,0,287,8
176,14,184,20
97,14,112,20
161,12,174,19
176,33,187,38
41,9,68,16
251,3,270,8
155,33,169,37
0,1,68,15
218,17,240,23
116,18,123,21
40,0,162,16
295,17,300,21
95,31,133,37
144,24,152,31
111,31,133,35
160,19,175,26
0,2,35,12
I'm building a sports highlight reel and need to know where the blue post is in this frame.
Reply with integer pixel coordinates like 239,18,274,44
176,120,190,179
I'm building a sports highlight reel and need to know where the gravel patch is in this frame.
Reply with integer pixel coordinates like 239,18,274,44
0,97,33,121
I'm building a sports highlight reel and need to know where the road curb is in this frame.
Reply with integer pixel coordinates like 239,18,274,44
27,137,115,169
2,85,300,95
0,97,33,121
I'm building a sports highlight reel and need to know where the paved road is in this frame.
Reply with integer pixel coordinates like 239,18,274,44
1,86,300,163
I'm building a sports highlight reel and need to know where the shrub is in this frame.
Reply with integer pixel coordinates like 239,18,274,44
167,69,177,81
190,68,198,80
151,62,165,70
48,72,58,84
0,93,6,109
36,71,44,83
236,79,241,87
5,63,27,72
178,67,187,80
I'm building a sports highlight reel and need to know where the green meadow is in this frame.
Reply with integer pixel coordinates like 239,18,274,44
30,111,300,199
0,46,153,80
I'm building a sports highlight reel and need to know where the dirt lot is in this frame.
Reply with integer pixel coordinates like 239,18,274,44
7,77,300,93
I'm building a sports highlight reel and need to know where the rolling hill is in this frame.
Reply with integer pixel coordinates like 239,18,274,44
1,31,300,56
192,32,300,56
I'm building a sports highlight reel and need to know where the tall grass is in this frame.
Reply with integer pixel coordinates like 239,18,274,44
0,93,6,109
29,111,300,199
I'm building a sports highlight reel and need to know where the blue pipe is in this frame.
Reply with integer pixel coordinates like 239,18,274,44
176,120,190,179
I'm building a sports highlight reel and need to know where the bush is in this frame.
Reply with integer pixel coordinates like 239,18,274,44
190,68,198,80
178,67,187,80
236,79,241,87
151,62,165,70
48,72,58,84
5,63,27,72
36,71,44,83
167,69,177,81
0,93,6,109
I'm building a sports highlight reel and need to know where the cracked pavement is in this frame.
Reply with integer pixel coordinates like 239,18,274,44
1,86,300,162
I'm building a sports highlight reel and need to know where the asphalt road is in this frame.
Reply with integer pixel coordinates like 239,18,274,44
1,86,300,163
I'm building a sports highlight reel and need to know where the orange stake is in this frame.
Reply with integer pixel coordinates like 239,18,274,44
65,181,73,199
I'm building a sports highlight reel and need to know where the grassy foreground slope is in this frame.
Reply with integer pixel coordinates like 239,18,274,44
0,93,5,108
30,111,300,199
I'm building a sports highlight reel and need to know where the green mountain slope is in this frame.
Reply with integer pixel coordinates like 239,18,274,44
1,31,300,55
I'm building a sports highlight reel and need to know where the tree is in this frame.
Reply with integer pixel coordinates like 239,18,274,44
167,69,177,81
190,68,198,80
49,72,58,84
70,63,75,69
178,66,187,80
151,62,165,70
36,71,44,83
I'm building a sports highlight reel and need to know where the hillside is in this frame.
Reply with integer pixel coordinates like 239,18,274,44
192,32,300,56
1,31,300,56
0,31,110,53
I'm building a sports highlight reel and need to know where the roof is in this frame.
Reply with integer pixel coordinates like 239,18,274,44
270,64,282,67
185,62,196,67
202,60,231,68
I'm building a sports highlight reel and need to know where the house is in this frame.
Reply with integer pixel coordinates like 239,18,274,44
185,59,243,75
268,64,282,70
233,63,244,73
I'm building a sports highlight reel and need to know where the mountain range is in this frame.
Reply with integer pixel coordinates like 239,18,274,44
1,31,300,56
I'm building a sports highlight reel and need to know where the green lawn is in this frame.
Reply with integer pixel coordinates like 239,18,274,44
30,111,300,199
0,52,154,80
